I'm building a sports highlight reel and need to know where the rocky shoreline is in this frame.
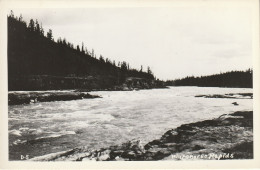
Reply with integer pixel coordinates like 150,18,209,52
8,91,101,105
8,77,167,105
195,93,253,99
9,86,168,106
29,111,253,161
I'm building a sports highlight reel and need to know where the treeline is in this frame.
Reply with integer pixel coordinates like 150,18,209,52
166,69,253,88
8,11,155,89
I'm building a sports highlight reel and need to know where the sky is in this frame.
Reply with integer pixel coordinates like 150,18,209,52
11,4,253,80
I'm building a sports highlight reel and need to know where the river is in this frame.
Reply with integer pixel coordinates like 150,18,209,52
8,86,253,160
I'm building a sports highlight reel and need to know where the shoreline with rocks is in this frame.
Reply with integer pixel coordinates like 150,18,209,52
28,110,253,161
8,83,168,105
8,91,101,105
195,93,253,99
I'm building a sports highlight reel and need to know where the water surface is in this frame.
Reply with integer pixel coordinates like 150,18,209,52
8,87,253,160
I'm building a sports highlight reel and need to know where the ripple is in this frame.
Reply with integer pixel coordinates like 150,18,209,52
8,87,253,160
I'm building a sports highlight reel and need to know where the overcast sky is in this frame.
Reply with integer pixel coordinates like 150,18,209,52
12,4,253,80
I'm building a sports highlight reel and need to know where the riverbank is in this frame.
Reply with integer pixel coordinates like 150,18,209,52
29,110,253,161
8,76,167,105
8,91,101,105
8,87,167,105
8,75,166,91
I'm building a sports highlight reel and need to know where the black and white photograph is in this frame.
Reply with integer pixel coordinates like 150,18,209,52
0,0,259,169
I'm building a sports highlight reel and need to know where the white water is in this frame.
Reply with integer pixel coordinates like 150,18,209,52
8,87,253,160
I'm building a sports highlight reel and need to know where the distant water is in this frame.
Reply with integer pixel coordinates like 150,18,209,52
8,87,253,160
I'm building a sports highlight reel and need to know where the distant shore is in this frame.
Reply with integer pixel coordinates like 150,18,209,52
29,110,253,161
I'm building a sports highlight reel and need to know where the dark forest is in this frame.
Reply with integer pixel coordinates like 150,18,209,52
166,69,253,88
8,11,159,90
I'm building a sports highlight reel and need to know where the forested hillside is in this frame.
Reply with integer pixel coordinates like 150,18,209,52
8,11,159,90
166,69,253,88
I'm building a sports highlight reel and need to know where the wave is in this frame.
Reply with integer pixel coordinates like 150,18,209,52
13,139,27,145
34,131,76,140
10,128,76,145
9,129,22,136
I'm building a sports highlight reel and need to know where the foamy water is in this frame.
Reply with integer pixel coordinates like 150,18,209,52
8,87,253,160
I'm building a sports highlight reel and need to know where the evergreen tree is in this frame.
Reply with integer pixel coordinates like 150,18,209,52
62,38,67,45
99,55,105,62
81,42,85,53
10,10,14,18
57,37,62,44
28,19,35,32
85,47,89,55
121,61,127,71
35,19,40,34
91,49,94,57
18,14,23,21
76,45,80,51
147,66,152,74
40,23,44,36
46,29,53,40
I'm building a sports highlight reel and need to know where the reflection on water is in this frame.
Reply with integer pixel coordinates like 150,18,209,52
8,87,253,160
